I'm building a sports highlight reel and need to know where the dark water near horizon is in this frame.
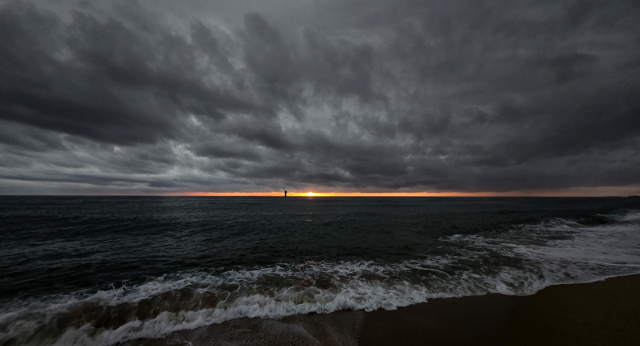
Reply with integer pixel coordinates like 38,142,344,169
1,197,640,345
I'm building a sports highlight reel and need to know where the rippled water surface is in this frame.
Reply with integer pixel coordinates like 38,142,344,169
1,197,640,345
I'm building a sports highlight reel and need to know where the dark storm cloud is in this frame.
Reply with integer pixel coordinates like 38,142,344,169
0,1,269,145
0,0,639,194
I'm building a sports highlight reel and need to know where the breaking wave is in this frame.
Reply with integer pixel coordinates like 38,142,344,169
2,211,640,346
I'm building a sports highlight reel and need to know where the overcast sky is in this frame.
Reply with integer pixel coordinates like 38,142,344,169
1,0,639,195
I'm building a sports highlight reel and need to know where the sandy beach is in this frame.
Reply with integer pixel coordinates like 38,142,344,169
127,274,640,346
358,274,640,346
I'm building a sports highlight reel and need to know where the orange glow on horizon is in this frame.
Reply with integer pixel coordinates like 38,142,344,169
170,191,511,197
159,185,640,197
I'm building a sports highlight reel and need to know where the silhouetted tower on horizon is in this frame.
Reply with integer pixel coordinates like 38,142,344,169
284,190,287,197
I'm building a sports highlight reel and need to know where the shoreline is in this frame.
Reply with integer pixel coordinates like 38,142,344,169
128,273,640,346
357,273,640,345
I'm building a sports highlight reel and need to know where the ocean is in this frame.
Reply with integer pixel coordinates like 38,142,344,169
1,196,640,345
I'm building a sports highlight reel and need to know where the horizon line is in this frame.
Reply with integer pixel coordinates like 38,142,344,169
0,195,637,198
158,191,639,197
2,186,639,197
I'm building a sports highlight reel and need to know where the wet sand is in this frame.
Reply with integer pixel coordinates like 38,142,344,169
129,274,640,346
358,274,640,346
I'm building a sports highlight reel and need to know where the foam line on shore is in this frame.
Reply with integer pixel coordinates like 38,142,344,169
1,211,640,346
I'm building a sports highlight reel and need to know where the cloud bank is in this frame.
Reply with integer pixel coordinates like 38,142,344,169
1,0,639,195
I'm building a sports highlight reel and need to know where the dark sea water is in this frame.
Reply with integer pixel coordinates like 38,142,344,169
1,196,640,345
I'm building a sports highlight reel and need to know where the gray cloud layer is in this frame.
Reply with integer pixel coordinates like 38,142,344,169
1,0,639,194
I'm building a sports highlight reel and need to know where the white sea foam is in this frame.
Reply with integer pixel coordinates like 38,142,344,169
2,211,640,346
612,210,640,222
